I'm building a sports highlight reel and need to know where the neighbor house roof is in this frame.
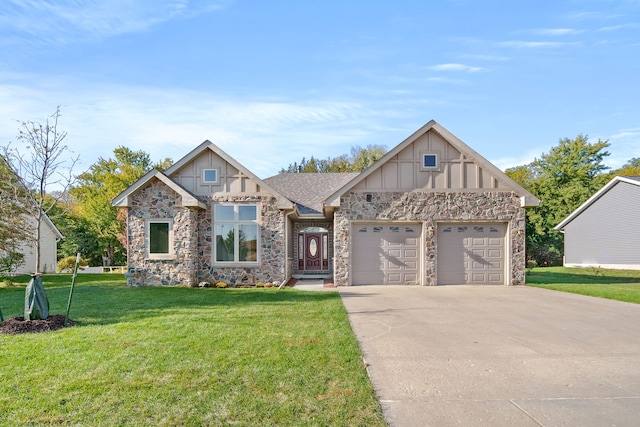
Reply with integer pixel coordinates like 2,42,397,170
265,172,359,216
43,212,63,239
555,175,640,230
324,120,540,208
112,169,207,209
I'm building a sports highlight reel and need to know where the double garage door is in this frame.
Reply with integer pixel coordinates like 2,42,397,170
352,222,506,285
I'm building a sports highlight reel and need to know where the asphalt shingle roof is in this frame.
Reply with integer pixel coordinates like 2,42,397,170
264,172,359,215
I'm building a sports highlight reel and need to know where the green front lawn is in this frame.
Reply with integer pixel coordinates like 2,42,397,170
0,274,385,426
527,266,640,303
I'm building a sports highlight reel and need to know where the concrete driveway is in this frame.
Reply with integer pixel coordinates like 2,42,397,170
338,285,640,427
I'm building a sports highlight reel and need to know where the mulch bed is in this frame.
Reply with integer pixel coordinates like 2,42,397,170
0,314,75,335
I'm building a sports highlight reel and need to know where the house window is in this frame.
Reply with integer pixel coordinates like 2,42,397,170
214,204,259,263
147,220,172,258
203,169,219,184
420,152,440,171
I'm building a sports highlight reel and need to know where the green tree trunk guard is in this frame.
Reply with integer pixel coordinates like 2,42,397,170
24,275,49,320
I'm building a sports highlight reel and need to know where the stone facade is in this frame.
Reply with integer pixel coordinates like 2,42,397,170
127,180,199,286
333,191,526,286
125,179,287,287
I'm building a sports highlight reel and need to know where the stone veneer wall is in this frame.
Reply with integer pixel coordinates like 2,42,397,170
127,180,199,286
333,191,526,286
197,195,287,286
126,181,287,287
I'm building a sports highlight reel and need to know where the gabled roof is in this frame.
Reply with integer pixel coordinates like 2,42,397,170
324,120,540,208
43,212,63,239
165,141,294,210
112,169,206,209
265,172,359,216
555,176,640,230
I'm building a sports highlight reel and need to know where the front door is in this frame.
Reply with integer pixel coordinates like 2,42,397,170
298,232,328,271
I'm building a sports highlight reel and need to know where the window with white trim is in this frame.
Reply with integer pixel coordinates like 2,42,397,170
203,168,219,184
214,204,259,263
147,220,172,258
420,152,441,171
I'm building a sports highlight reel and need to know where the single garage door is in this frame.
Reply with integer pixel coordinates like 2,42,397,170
352,223,421,285
437,223,506,285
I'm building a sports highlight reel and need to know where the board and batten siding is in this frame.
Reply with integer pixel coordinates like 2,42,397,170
352,129,507,192
171,149,264,196
562,180,640,269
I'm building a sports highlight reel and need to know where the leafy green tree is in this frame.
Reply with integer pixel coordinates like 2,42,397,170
280,145,387,173
71,147,172,266
609,157,640,177
0,156,29,275
510,135,610,266
0,156,30,255
45,195,101,264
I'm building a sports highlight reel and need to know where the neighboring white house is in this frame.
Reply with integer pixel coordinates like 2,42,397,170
555,176,640,270
11,213,63,275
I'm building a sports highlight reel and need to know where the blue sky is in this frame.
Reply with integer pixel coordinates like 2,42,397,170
1,0,638,180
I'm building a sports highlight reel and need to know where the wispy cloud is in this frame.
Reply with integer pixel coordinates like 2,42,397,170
0,79,399,177
0,0,231,44
530,28,585,36
458,53,509,62
499,40,581,49
491,149,542,171
597,23,640,32
427,63,486,73
603,127,640,168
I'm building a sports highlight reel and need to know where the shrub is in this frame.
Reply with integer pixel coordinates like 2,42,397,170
0,251,24,277
256,282,264,288
214,281,228,288
57,256,89,273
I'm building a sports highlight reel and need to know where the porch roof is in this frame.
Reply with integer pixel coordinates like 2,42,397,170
265,172,358,216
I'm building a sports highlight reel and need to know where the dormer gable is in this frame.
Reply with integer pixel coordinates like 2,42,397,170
164,141,293,209
326,120,539,208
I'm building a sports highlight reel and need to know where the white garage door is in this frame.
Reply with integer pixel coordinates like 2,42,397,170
352,223,421,285
437,223,506,285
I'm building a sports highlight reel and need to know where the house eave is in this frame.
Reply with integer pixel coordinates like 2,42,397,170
112,169,206,210
555,176,640,231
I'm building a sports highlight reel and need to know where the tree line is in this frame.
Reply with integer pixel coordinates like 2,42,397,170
506,136,639,266
1,107,638,274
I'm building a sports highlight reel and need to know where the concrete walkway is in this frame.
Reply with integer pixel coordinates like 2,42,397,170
338,285,640,427
292,279,337,291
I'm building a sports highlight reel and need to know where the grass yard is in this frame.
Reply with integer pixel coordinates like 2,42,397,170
0,275,386,427
527,266,640,304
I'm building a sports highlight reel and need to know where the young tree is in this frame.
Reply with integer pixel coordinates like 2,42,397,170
2,106,78,274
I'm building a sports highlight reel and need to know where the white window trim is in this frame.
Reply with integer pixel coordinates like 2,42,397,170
203,168,220,184
213,203,260,266
420,152,441,171
146,219,174,260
